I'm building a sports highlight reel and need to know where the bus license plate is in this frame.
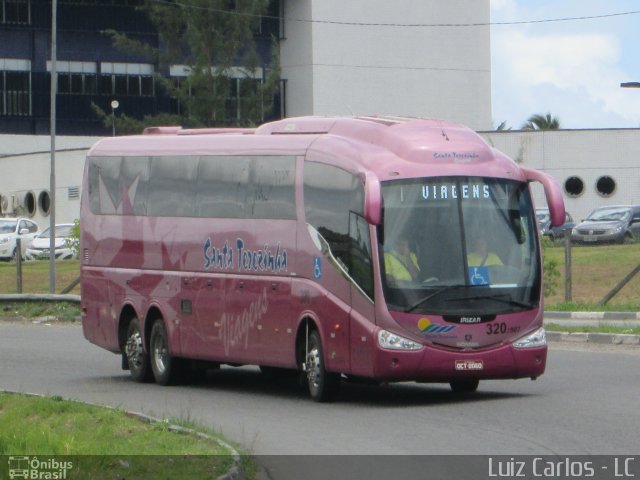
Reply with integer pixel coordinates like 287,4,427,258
455,360,483,371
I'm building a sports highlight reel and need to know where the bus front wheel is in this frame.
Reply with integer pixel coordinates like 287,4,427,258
305,330,339,402
124,317,152,383
149,320,180,386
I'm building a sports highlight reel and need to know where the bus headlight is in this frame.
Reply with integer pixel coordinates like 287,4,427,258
513,327,546,349
378,329,423,351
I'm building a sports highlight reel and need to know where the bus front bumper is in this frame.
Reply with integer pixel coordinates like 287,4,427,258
372,341,547,383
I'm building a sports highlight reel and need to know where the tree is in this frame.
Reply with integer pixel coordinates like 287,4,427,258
496,120,511,131
97,0,280,133
521,113,560,130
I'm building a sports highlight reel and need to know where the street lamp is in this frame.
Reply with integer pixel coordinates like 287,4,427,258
111,100,119,136
620,82,640,88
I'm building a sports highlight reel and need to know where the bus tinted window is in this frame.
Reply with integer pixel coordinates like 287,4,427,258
88,156,123,214
88,155,296,220
247,156,296,219
304,162,364,271
196,156,250,218
120,157,150,215
147,156,198,217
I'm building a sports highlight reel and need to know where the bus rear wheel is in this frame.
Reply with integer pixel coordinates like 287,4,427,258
449,378,479,394
149,320,181,386
304,330,339,402
124,317,152,383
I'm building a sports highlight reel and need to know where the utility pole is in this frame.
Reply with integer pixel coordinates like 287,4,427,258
49,0,57,294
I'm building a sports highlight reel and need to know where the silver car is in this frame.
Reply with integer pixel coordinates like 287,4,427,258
0,218,39,260
25,223,77,260
571,205,640,244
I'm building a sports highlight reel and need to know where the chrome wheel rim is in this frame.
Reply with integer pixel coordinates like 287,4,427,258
306,345,321,390
152,332,168,375
125,331,144,370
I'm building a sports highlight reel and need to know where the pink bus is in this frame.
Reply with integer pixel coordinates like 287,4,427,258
80,116,565,401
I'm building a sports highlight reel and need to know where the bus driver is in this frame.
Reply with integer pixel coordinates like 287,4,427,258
384,236,421,283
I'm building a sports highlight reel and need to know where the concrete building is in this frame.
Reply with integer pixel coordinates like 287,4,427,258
481,129,640,222
280,0,492,131
0,1,492,136
0,135,97,228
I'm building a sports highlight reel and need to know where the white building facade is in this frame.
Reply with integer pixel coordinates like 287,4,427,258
481,129,640,222
281,0,492,131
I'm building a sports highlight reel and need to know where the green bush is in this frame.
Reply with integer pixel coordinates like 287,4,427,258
542,237,560,297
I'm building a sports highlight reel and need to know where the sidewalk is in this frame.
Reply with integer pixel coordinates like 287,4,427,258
544,311,640,346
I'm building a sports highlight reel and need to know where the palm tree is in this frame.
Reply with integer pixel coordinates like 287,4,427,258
521,113,560,130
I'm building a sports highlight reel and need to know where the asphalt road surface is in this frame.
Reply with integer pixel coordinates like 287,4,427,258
1,322,639,479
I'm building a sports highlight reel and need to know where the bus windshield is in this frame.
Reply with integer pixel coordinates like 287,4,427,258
380,176,540,316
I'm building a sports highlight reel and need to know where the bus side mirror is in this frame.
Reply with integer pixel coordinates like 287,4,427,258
522,167,565,227
364,173,382,225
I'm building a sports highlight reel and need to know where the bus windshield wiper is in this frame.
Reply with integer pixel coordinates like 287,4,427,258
449,293,534,309
405,285,471,313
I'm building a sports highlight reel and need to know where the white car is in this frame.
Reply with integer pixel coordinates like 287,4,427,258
25,223,77,261
0,217,39,261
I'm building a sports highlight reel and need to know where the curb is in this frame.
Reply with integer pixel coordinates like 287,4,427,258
0,390,244,480
0,293,81,303
546,331,640,346
125,411,244,480
545,311,640,320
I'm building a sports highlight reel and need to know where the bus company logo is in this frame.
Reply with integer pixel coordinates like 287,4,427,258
432,151,480,161
7,456,73,479
203,237,288,273
417,318,456,336
203,238,234,270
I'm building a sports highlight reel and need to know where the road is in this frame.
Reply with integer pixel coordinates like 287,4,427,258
1,322,639,478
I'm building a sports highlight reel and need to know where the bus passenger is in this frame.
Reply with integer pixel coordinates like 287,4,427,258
467,237,503,267
384,237,421,283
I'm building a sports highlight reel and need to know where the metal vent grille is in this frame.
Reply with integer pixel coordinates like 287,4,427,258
83,248,89,263
68,186,80,200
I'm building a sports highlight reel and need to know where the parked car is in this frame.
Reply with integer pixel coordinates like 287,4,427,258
25,223,77,260
571,205,640,245
536,208,575,241
0,218,39,261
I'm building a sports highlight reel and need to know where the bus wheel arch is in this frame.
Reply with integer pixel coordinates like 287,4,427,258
295,316,340,402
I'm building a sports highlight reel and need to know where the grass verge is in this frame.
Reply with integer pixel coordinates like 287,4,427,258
0,260,81,295
0,393,248,479
543,242,640,309
1,301,80,322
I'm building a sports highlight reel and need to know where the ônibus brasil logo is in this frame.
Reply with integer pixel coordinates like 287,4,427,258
7,456,73,479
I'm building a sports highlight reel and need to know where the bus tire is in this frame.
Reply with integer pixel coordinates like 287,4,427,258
305,330,339,402
124,317,152,383
149,319,180,386
449,378,479,394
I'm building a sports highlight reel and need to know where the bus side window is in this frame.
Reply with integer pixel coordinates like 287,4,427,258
349,212,374,299
304,162,364,273
196,156,249,218
247,156,296,219
147,156,197,217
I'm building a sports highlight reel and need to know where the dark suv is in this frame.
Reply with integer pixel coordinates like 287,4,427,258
571,205,640,244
